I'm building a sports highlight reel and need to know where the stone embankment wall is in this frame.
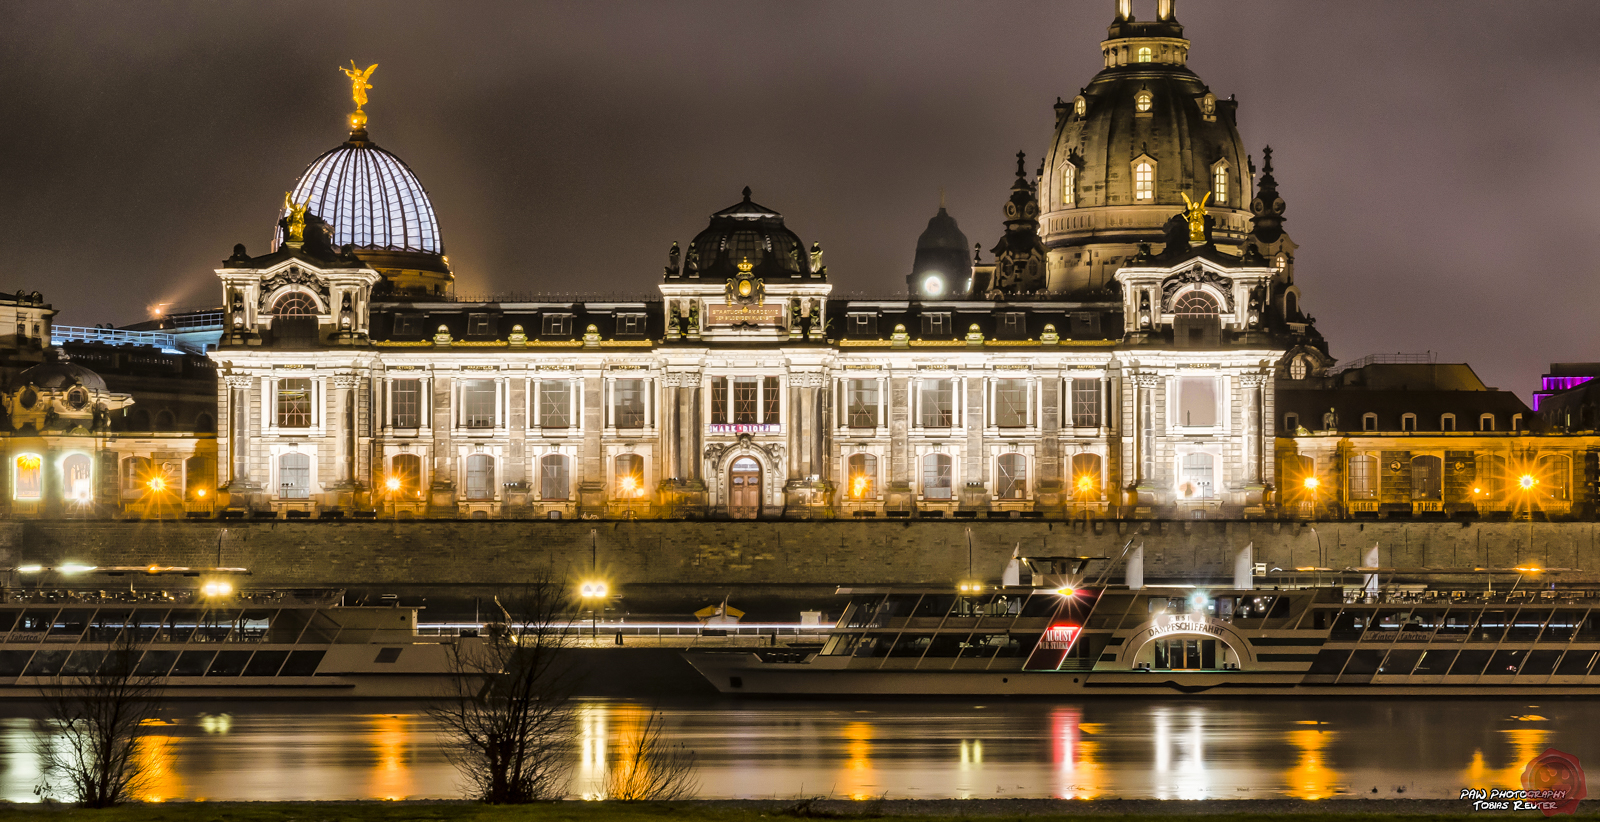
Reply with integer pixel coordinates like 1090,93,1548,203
3,520,1596,603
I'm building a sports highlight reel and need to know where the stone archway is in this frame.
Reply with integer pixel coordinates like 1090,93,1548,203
1119,615,1257,670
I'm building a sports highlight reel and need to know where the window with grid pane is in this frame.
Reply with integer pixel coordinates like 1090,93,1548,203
538,381,570,428
465,455,495,500
1350,455,1377,500
763,376,780,423
391,379,421,428
997,454,1027,499
733,378,759,424
847,380,878,428
391,454,421,497
277,379,313,428
1071,453,1101,496
1212,164,1228,206
540,454,569,500
1134,161,1153,200
922,453,953,499
279,453,310,499
710,377,728,423
541,314,572,336
613,379,645,429
920,380,953,428
1061,165,1075,205
1071,378,1101,427
994,379,1028,428
461,380,496,429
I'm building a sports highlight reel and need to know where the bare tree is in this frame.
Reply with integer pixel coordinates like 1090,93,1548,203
429,576,580,803
36,622,163,807
601,708,700,801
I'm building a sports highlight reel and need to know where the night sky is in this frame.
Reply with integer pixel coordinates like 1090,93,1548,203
2,1,1595,398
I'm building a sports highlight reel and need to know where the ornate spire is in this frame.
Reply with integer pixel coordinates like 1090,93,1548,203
1249,145,1288,244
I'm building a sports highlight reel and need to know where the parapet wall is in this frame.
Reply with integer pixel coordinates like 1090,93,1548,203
3,519,1596,601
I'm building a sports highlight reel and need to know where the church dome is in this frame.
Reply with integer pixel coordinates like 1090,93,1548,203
16,352,107,393
907,203,972,298
1037,3,1252,294
274,137,442,254
682,187,817,280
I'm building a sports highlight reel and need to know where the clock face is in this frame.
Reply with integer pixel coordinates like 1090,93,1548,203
1005,203,1019,219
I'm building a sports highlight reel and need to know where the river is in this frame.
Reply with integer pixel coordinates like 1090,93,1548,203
0,698,1591,802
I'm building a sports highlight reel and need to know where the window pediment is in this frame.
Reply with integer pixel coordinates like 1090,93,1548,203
1161,266,1233,313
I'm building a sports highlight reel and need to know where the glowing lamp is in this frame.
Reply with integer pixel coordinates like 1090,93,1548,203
1189,592,1208,612
1518,474,1537,490
201,580,233,598
195,488,207,499
851,476,868,498
385,476,402,492
1302,476,1320,491
580,581,608,599
619,475,641,497
59,563,96,575
1075,475,1095,493
922,275,944,297
16,565,43,574
147,476,167,493
1055,587,1078,598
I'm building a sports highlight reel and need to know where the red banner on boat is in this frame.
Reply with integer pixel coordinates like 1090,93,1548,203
1023,623,1082,671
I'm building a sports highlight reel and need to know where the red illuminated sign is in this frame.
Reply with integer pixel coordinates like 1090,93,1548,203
1041,623,1081,651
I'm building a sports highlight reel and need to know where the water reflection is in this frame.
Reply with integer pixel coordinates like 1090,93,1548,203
0,699,1593,802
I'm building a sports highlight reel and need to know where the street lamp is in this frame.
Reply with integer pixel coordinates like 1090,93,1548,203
580,580,608,637
1518,473,1539,563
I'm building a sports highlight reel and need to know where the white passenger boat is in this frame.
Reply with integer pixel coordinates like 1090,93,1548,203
0,586,468,699
685,556,1600,696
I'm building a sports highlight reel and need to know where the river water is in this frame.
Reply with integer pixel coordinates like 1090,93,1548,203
0,699,1592,802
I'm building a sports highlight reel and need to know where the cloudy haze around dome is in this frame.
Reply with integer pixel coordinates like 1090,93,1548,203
2,1,1598,397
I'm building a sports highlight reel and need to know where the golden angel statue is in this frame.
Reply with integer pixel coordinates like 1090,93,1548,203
340,61,378,110
1180,191,1210,244
282,192,310,244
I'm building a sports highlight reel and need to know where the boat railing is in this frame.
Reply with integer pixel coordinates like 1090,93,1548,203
0,589,343,607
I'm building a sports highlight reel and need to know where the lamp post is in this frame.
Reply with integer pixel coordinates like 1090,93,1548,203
1303,474,1320,520
385,475,401,517
1518,473,1538,563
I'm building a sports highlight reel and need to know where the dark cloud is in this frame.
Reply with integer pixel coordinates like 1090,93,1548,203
1,0,1593,396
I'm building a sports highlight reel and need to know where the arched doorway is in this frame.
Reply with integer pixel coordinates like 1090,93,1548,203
729,457,761,519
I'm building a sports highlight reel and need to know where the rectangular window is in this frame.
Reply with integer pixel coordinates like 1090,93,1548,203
467,314,494,337
733,378,760,424
847,380,879,428
922,454,953,499
921,313,951,337
1000,313,1025,338
1071,378,1101,428
540,455,569,500
1177,377,1217,427
391,379,422,428
392,314,421,336
920,379,954,428
538,380,570,428
1134,162,1153,200
763,376,780,423
612,379,645,429
277,379,313,428
615,313,645,336
461,380,496,429
541,314,572,336
710,377,728,423
847,314,878,337
1350,456,1377,500
1070,312,1101,336
994,379,1028,428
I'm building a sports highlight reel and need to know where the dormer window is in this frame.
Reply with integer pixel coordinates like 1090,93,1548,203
1284,412,1299,434
1061,164,1076,206
1135,90,1153,113
1441,413,1456,432
1200,93,1217,118
541,313,573,336
846,313,878,336
921,313,952,337
467,313,494,337
1288,355,1309,380
1401,413,1417,432
615,313,646,336
1137,47,1152,63
1275,253,1287,271
1363,413,1378,432
1211,162,1229,206
1074,95,1087,117
1133,160,1154,201
1480,413,1495,432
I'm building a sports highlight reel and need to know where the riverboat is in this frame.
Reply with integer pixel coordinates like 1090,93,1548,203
684,555,1600,696
0,584,469,699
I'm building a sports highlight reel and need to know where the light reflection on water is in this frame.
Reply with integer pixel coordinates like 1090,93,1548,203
0,699,1594,802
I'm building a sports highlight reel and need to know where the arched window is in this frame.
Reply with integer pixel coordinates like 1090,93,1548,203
154,409,176,431
279,452,310,499
847,453,877,499
1173,290,1218,315
540,454,570,501
1289,356,1309,380
1285,291,1300,318
1173,290,1219,349
1274,253,1287,271
390,454,422,498
1479,414,1495,432
997,454,1027,499
1070,453,1102,497
614,454,644,498
1133,161,1154,200
1411,455,1442,501
1350,454,1378,500
195,412,215,434
1212,164,1228,206
921,453,952,500
1074,95,1087,117
272,292,318,316
1178,453,1215,500
13,454,41,501
1539,455,1571,502
1060,164,1076,206
62,453,93,503
1476,454,1505,503
1137,46,1152,63
465,454,496,501
1135,91,1152,113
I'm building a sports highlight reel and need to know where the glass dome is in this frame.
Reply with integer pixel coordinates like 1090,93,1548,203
274,140,442,254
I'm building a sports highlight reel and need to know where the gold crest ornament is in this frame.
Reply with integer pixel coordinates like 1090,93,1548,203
339,61,378,130
1180,191,1210,244
725,257,765,306
282,192,311,245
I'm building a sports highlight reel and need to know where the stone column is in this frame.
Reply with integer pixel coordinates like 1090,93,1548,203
958,373,989,512
333,374,361,486
427,370,456,516
576,371,606,516
1239,372,1269,514
1035,369,1065,513
784,372,831,517
1131,373,1161,513
225,376,254,488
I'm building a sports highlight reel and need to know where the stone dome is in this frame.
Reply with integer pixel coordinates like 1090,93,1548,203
908,204,972,298
16,352,107,393
1037,5,1253,294
682,188,817,281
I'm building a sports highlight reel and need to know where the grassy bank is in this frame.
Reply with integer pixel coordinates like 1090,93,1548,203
4,798,1596,822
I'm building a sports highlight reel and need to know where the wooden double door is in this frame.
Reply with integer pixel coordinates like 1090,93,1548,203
729,457,762,519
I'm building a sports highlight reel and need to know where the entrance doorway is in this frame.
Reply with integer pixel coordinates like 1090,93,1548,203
1153,637,1217,670
730,457,761,519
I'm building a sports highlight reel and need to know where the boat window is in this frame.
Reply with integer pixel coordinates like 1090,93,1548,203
1020,595,1061,618
1555,650,1596,677
1541,610,1584,642
1520,650,1561,677
1485,650,1525,676
279,650,326,677
914,595,956,619
1233,596,1277,620
850,636,894,658
135,651,178,677
1474,610,1510,642
0,611,17,633
87,609,132,643
843,599,884,629
1449,649,1493,676
960,634,1010,659
921,633,973,658
1505,610,1548,642
1413,650,1457,675
1373,610,1406,630
820,634,860,656
244,650,290,676
886,634,931,657
1401,610,1438,631
171,651,216,676
1578,613,1600,642
1305,649,1349,675
207,651,252,676
24,651,70,677
1379,649,1422,675
49,610,91,640
1310,609,1337,630
161,610,201,643
1328,610,1368,640
1341,650,1385,677
298,612,342,644
239,611,274,641
1436,610,1479,637
999,633,1041,657
16,609,54,634
878,594,921,618
61,651,105,676
0,651,33,677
